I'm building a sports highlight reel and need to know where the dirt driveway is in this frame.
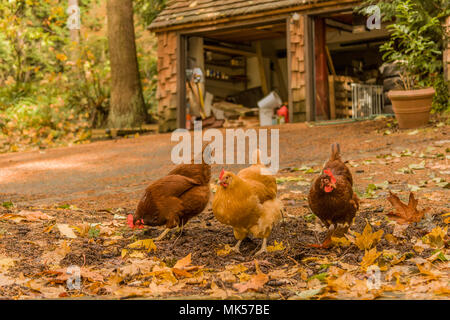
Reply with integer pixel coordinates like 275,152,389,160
0,118,448,299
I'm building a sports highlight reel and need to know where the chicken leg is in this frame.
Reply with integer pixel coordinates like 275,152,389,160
254,238,268,256
153,228,171,241
308,224,335,249
231,240,242,254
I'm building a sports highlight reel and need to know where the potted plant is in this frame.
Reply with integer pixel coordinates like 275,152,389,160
378,0,446,129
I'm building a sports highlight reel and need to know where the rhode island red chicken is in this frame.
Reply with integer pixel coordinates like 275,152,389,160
128,145,211,240
212,150,282,256
308,143,359,248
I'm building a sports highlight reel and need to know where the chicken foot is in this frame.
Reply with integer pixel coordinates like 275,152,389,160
308,224,335,249
254,238,268,256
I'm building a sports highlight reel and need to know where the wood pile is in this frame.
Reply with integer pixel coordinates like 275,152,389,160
329,75,359,119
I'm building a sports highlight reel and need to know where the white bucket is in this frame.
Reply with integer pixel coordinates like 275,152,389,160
258,91,282,126
259,107,273,126
257,91,282,110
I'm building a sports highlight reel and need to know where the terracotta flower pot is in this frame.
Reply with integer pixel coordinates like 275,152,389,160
387,87,435,129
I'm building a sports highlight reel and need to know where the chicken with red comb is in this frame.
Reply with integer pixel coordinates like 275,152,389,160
129,144,212,241
308,143,359,248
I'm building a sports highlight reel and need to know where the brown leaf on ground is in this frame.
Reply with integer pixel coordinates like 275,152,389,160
386,191,429,224
173,253,191,269
233,272,269,293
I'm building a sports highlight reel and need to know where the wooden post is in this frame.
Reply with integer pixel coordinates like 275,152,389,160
275,57,289,102
328,75,336,119
325,46,336,76
255,41,269,96
286,16,293,123
314,17,329,120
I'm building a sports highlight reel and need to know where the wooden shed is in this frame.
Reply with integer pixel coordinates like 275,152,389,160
148,0,439,132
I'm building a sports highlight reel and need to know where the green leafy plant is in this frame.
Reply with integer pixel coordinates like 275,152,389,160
358,0,450,112
379,0,443,90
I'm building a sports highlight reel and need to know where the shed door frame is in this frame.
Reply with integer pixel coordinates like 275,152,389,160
305,5,359,121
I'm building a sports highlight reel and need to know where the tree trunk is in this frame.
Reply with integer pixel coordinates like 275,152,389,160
106,0,147,128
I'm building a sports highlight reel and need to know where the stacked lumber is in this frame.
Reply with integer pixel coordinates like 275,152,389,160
331,75,359,119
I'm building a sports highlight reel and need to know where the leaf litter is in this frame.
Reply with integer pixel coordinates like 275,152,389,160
0,122,449,300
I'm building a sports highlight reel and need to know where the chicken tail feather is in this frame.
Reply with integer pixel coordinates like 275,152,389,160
251,148,262,165
330,143,341,161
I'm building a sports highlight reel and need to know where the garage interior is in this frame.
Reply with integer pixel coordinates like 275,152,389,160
182,11,393,129
184,20,289,129
318,11,392,120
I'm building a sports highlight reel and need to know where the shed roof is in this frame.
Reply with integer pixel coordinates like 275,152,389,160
149,0,332,31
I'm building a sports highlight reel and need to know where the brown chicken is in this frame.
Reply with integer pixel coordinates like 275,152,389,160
308,143,359,248
128,145,211,240
212,150,282,255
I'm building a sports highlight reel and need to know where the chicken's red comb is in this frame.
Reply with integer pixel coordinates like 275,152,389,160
127,214,144,229
323,169,337,184
219,168,225,180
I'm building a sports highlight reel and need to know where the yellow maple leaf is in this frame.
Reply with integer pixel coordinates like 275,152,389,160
127,239,157,253
331,236,352,247
216,244,232,256
128,251,147,259
422,226,447,248
360,248,381,271
226,264,248,275
266,240,286,252
354,223,384,250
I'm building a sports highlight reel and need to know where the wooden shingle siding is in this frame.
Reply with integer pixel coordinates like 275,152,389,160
156,32,178,132
289,14,307,122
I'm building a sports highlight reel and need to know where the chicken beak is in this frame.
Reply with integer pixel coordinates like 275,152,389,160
330,182,337,189
218,179,228,187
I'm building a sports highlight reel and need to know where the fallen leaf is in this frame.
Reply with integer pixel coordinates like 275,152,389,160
173,253,191,269
292,287,324,300
233,272,269,293
416,262,443,280
226,264,248,275
127,239,156,253
216,244,232,256
57,224,77,239
17,210,54,222
354,223,383,250
0,257,15,271
208,281,229,299
331,236,352,247
360,248,381,271
386,191,428,224
41,241,71,266
422,226,447,249
266,241,285,252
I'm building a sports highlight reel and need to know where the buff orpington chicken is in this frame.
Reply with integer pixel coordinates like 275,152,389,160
212,150,282,255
